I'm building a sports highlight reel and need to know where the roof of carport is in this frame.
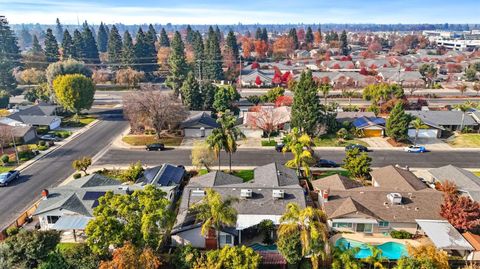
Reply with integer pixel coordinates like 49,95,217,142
416,219,473,251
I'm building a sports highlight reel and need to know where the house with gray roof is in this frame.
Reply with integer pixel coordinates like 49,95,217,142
4,104,61,130
406,110,478,137
180,111,218,138
315,165,444,235
239,69,275,87
171,163,306,249
137,163,186,201
428,165,480,202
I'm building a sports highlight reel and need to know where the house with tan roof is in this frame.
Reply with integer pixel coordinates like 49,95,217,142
314,165,444,234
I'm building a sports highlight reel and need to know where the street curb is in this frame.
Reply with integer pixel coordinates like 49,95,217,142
15,120,101,173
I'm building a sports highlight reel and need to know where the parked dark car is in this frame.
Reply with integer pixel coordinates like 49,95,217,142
0,170,20,187
146,143,165,151
315,159,339,168
345,144,369,152
275,143,291,152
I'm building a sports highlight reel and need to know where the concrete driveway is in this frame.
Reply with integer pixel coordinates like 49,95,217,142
359,137,394,149
414,138,452,150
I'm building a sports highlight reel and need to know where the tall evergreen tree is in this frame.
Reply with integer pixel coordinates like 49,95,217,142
19,27,32,48
215,25,222,42
291,70,321,135
305,27,314,45
192,31,205,80
44,28,59,63
107,25,122,68
61,29,74,59
255,28,262,40
121,30,135,68
144,24,158,73
261,27,268,42
181,71,203,110
289,28,299,49
133,28,149,72
0,16,21,94
205,26,223,81
386,102,410,141
159,28,170,47
166,31,189,96
81,25,100,64
340,30,350,56
72,29,84,60
55,18,63,42
317,26,322,43
31,35,43,54
225,30,239,61
96,22,109,53
186,25,194,44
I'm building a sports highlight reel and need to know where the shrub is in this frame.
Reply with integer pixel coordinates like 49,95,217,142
73,173,82,179
120,161,144,182
336,128,351,140
172,245,201,269
6,226,19,237
38,145,49,151
1,154,9,165
390,230,413,239
38,140,46,146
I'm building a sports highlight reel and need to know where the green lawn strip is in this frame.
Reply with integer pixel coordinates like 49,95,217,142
195,169,254,182
313,170,350,180
474,172,480,177
57,242,81,252
448,134,480,148
314,135,368,147
95,84,131,91
0,166,13,173
61,116,97,128
261,140,277,147
122,135,183,146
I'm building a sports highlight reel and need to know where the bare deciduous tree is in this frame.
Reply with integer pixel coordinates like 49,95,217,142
115,68,145,89
0,125,13,155
246,106,290,141
123,91,188,138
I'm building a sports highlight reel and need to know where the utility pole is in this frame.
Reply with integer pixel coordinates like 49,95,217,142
238,54,242,91
10,129,19,165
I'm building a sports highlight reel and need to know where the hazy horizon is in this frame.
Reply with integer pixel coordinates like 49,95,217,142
1,0,479,25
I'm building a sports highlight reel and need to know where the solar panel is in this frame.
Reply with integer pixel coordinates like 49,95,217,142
82,191,106,200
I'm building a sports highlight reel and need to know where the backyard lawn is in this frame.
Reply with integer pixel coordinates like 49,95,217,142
447,134,480,148
314,135,369,147
313,170,350,179
122,135,183,146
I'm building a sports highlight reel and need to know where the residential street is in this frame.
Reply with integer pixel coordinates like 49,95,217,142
0,116,128,230
96,147,480,169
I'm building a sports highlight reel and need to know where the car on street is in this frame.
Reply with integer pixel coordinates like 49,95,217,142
39,134,60,141
314,159,339,168
404,145,427,153
146,143,165,151
0,170,20,187
275,143,291,152
345,144,369,152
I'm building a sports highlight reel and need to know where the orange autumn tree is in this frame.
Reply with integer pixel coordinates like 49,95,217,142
99,242,161,269
439,181,480,233
254,40,268,61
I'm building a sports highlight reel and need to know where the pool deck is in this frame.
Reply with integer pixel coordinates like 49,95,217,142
330,233,426,247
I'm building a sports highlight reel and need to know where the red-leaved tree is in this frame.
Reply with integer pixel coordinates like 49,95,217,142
255,76,262,86
275,95,293,107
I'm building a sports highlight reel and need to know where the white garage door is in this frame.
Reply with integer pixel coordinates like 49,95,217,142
408,129,438,138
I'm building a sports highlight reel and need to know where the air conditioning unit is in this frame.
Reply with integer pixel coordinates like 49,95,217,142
387,193,402,205
272,189,285,199
191,189,205,197
240,189,253,198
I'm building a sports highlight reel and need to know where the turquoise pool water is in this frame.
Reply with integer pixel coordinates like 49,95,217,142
336,238,408,260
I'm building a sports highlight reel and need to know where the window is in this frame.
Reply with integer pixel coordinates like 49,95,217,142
378,221,389,228
219,233,233,246
47,216,60,224
332,222,353,228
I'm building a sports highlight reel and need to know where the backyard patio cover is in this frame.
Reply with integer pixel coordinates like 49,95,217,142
236,215,281,230
416,219,473,251
52,215,92,231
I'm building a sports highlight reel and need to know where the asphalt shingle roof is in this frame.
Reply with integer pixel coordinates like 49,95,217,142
429,165,480,201
406,110,477,126
371,165,429,192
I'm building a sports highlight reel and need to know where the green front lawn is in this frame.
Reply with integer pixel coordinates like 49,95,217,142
0,166,13,173
313,134,369,147
474,172,480,177
197,169,254,182
313,170,350,179
61,116,97,128
261,140,277,147
122,135,183,146
448,134,480,148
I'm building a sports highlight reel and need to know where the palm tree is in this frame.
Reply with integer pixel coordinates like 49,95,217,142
283,128,315,178
342,88,356,107
207,110,245,172
188,188,238,249
331,246,362,269
278,203,330,269
453,103,472,131
318,83,332,106
362,246,386,269
410,118,428,146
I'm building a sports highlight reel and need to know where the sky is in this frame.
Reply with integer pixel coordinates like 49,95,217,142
1,0,479,25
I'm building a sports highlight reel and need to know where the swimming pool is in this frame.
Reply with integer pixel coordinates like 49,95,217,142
335,238,408,260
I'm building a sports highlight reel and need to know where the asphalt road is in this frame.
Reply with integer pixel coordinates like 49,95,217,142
96,148,480,169
0,116,128,230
